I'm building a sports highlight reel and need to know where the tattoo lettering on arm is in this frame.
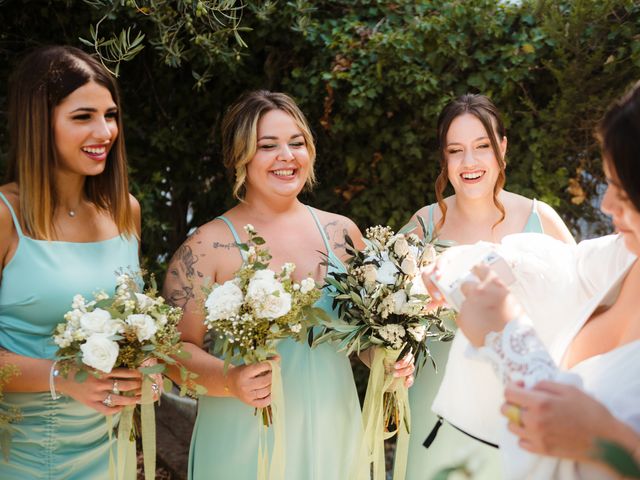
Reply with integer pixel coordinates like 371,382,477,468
166,243,203,309
212,241,236,250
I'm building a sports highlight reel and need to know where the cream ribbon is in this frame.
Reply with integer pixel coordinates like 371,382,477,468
257,359,286,480
361,348,411,480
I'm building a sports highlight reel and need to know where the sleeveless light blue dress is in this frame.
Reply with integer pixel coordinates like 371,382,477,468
188,206,364,480
0,192,139,480
405,201,544,480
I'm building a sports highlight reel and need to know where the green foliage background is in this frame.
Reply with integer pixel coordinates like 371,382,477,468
1,0,639,279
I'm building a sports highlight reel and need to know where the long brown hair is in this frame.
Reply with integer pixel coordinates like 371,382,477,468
221,90,317,200
434,94,507,231
6,45,135,240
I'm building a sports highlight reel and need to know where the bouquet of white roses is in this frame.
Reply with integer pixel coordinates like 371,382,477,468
204,224,325,480
315,219,453,480
53,273,199,480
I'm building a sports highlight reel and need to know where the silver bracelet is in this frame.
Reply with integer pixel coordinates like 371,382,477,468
49,361,61,400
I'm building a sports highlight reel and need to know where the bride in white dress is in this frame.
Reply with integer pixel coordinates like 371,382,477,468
428,81,640,479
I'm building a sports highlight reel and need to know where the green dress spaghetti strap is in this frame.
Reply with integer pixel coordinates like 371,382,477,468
405,199,543,480
188,206,364,480
0,192,139,480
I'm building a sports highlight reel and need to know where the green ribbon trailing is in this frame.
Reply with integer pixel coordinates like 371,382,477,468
257,359,286,480
361,348,411,480
140,377,156,480
106,376,156,480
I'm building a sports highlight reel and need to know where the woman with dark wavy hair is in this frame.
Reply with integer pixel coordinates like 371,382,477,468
404,94,574,479
0,45,142,479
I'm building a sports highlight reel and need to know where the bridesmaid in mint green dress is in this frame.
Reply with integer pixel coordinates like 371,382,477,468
404,94,574,479
0,46,143,479
163,91,414,479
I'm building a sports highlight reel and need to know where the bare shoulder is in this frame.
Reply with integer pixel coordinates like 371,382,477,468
163,217,240,309
535,200,576,245
312,208,365,255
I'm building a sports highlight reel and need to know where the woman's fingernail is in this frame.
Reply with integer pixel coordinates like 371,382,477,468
433,291,442,301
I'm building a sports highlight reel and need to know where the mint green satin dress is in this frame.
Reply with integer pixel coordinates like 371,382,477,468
406,201,544,480
0,192,139,480
188,207,364,480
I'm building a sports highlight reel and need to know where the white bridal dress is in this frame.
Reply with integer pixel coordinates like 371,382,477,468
433,233,640,479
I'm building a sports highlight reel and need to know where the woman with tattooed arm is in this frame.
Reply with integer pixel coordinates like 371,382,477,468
162,90,413,479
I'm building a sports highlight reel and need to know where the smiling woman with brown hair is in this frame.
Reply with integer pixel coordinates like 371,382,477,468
0,45,142,479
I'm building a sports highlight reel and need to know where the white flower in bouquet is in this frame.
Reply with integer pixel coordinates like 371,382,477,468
205,280,244,321
300,277,315,294
377,324,406,350
290,323,302,333
407,325,427,342
80,335,120,373
135,292,156,312
282,262,296,279
393,236,410,257
71,294,87,311
391,290,408,315
246,270,292,319
420,244,437,265
376,257,398,285
400,255,418,276
126,313,158,342
80,308,123,336
362,264,378,285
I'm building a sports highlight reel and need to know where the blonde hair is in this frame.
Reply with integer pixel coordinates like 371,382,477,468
6,45,136,240
221,90,317,200
434,94,507,232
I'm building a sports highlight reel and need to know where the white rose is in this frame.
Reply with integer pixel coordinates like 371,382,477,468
421,245,436,265
246,270,291,319
126,313,158,342
393,236,410,257
80,308,122,336
80,335,119,373
362,264,378,285
205,281,244,321
391,290,407,315
376,259,397,285
300,277,315,294
135,293,155,312
400,256,417,276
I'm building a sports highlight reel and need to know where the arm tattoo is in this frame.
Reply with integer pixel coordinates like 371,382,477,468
324,220,348,252
212,241,236,250
166,243,203,309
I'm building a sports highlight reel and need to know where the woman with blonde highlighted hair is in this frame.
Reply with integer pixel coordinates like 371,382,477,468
404,94,575,479
163,90,414,479
0,45,143,479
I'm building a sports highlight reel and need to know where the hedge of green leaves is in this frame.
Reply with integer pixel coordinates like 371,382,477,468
1,0,639,279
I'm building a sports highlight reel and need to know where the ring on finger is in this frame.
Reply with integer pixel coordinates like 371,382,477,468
504,404,523,426
151,383,159,395
111,379,120,395
102,393,114,408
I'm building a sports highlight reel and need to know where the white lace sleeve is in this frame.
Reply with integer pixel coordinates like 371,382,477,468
478,317,559,388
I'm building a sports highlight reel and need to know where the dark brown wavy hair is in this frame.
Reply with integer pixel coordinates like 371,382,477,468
434,94,507,231
597,80,640,212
